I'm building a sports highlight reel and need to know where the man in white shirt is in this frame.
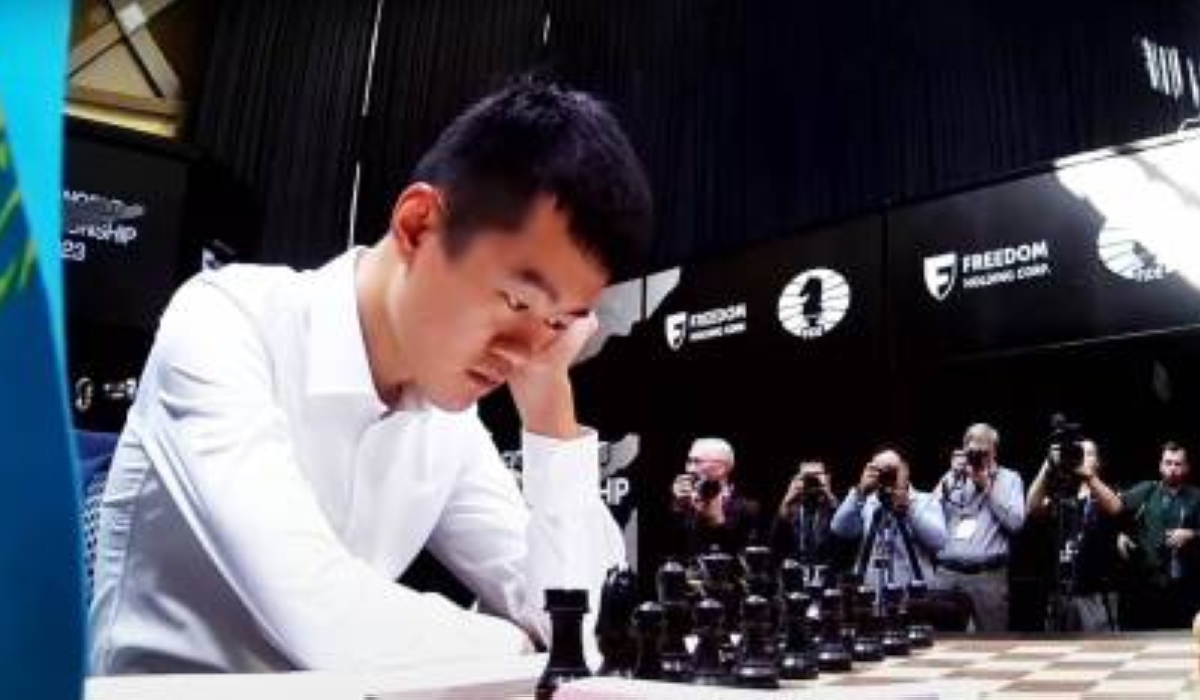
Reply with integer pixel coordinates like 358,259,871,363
832,448,948,587
89,79,654,674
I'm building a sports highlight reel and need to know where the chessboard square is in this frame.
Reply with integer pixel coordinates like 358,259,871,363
1140,643,1196,656
1005,644,1083,655
984,693,1082,700
1063,652,1138,663
856,665,949,680
1021,667,1113,683
917,651,996,663
1126,658,1195,672
964,659,1049,673
1000,679,1099,693
1080,678,1190,694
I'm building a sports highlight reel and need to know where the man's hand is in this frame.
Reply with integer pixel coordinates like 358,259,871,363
672,474,697,512
779,475,806,516
971,466,992,491
1117,532,1137,560
858,462,880,495
507,313,598,439
1166,528,1196,550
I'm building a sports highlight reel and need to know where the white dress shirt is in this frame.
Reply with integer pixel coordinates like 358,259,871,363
89,248,625,674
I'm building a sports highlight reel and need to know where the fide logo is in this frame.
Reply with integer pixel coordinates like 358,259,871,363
777,268,851,340
665,311,688,350
1097,229,1173,283
924,253,958,301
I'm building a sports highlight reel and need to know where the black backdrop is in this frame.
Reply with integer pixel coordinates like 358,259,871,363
188,0,1200,273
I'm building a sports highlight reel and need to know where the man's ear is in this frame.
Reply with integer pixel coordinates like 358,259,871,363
389,183,445,262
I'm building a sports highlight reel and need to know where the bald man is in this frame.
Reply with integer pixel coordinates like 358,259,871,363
669,438,763,558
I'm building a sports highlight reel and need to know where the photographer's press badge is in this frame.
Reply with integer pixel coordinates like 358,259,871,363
954,517,978,540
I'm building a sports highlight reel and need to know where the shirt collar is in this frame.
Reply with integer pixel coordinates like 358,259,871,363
305,247,383,402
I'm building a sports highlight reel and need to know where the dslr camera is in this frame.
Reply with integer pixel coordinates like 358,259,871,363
694,476,723,502
876,463,900,508
1047,413,1085,495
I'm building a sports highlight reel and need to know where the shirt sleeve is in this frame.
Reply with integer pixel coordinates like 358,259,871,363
831,490,866,540
908,492,949,552
426,423,626,649
984,468,1026,534
1119,481,1153,514
136,279,528,671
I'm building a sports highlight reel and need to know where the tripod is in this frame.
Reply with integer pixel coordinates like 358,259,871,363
854,495,927,590
1042,488,1115,632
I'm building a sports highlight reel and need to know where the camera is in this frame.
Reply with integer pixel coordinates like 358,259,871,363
965,448,988,470
876,463,900,508
1047,413,1085,495
695,477,722,502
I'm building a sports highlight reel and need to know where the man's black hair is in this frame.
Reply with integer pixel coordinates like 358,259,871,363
411,76,653,280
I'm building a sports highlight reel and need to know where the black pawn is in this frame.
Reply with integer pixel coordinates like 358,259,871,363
906,581,935,649
816,589,852,672
779,558,806,595
733,594,780,689
633,601,664,680
536,589,592,700
880,583,911,657
699,549,740,635
851,585,883,662
779,591,819,680
691,598,727,685
740,546,776,599
595,566,638,676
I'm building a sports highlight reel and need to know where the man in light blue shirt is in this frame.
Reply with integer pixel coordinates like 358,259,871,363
934,423,1026,631
832,448,947,588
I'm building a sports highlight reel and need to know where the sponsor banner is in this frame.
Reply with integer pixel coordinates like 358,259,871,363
892,134,1200,363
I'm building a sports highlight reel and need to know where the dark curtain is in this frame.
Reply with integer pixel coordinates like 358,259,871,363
192,0,1200,272
191,0,377,268
352,0,547,245
544,0,1200,272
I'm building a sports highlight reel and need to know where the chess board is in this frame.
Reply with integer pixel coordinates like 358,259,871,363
370,632,1198,699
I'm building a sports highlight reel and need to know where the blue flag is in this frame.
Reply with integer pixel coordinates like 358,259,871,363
0,2,85,697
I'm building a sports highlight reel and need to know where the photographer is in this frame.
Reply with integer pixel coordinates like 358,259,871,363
1091,441,1200,629
832,448,948,585
669,438,762,558
769,460,840,567
1026,436,1120,631
935,423,1026,631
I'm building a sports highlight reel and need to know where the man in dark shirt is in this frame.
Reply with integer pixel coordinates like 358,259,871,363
669,438,762,559
1092,441,1200,629
769,460,840,567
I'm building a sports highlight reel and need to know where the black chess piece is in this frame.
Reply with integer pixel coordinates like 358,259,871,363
816,589,852,672
880,583,911,657
733,594,780,689
779,591,819,680
905,580,935,649
691,597,727,685
657,560,694,683
779,558,806,595
633,601,665,680
837,573,861,657
740,545,776,599
536,589,592,700
698,548,739,667
851,585,884,662
595,566,638,676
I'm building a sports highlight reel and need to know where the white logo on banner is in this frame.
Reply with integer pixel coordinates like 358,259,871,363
923,253,958,300
663,304,748,350
1097,229,1174,283
923,241,1052,301
665,312,688,350
777,268,851,339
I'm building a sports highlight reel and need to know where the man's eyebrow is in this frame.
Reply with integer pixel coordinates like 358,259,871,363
514,268,559,304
